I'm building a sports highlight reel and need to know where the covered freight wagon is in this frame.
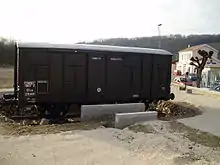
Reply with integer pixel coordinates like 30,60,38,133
12,42,174,117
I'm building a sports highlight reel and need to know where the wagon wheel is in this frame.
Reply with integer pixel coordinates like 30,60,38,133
66,104,81,117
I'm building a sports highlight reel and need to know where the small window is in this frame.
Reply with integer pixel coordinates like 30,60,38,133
37,80,48,94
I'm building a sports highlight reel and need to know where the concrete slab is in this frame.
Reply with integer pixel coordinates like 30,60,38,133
186,89,192,94
81,103,145,121
115,111,158,129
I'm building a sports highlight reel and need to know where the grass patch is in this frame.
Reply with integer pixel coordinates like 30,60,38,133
170,120,220,148
0,121,102,136
0,67,13,89
0,114,116,136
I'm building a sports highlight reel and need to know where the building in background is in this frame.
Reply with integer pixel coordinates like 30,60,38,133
208,42,220,59
176,44,219,75
201,58,220,88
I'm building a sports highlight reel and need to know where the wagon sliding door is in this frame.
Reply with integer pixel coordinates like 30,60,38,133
106,54,124,102
63,53,86,103
105,54,142,102
88,53,105,103
122,54,141,101
141,55,153,100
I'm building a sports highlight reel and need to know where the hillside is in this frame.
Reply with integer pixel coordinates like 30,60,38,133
79,34,220,61
1,34,220,65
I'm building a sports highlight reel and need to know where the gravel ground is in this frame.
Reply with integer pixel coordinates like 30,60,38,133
0,67,13,89
0,120,220,165
1,85,220,164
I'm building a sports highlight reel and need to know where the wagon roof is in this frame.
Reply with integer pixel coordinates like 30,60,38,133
17,42,172,55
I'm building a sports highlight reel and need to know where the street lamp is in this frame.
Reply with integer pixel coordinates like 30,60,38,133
158,24,162,49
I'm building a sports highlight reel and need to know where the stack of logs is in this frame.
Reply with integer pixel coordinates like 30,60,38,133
155,100,199,119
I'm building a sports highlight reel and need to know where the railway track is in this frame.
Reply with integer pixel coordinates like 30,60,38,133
6,113,80,120
0,112,81,125
0,93,81,123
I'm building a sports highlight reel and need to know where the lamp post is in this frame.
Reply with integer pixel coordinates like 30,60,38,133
158,24,162,49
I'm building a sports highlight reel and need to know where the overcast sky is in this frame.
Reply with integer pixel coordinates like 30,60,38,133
0,0,219,43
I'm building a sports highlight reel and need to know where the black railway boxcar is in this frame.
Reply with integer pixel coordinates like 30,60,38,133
11,42,174,118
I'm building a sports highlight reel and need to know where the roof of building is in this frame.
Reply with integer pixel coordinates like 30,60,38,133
17,42,173,56
208,42,220,52
179,44,219,53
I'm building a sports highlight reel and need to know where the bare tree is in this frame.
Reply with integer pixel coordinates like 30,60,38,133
189,49,213,88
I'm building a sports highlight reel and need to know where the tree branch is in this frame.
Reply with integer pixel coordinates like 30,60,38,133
208,51,213,58
190,57,200,66
198,50,208,58
195,56,199,62
189,62,198,68
192,49,213,88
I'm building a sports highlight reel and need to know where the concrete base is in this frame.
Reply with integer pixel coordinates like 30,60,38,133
186,89,192,94
81,103,145,121
115,111,158,129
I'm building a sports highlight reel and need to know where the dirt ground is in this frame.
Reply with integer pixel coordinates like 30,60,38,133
0,67,13,89
0,119,220,165
0,70,220,165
